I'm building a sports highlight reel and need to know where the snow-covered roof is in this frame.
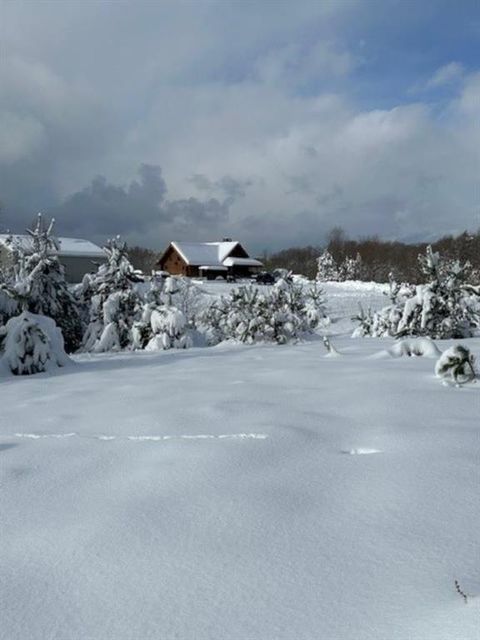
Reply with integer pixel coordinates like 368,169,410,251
171,241,240,266
223,257,263,267
199,265,228,271
0,234,105,258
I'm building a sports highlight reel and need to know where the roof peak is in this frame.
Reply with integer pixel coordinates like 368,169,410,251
170,240,242,266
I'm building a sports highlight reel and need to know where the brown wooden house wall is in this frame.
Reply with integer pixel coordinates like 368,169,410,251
159,245,188,275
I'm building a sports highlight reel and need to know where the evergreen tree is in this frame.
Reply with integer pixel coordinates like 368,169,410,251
80,237,144,352
132,275,191,350
0,312,71,375
0,214,83,352
316,250,339,282
339,253,362,281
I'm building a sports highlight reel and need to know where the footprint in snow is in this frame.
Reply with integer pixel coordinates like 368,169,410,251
341,448,382,455
12,432,268,442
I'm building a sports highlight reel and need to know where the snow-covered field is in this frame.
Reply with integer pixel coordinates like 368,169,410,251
1,282,479,640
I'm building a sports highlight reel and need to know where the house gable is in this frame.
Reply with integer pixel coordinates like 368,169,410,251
223,243,249,260
158,244,188,275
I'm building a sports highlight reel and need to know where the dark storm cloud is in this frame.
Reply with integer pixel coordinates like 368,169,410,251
47,165,240,246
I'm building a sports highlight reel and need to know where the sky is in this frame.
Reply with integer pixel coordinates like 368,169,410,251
0,0,479,253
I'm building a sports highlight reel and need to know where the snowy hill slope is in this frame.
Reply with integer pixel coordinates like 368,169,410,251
1,282,479,640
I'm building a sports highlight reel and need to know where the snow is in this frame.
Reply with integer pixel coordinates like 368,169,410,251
378,337,442,359
169,241,262,268
55,237,105,258
1,281,479,639
223,256,263,267
0,234,104,258
171,241,240,266
199,264,228,271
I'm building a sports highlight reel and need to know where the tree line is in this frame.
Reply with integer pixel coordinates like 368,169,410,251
262,227,480,283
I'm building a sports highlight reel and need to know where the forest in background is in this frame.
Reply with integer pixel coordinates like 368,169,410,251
262,228,480,282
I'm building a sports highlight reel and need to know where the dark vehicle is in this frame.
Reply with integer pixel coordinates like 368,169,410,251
254,271,275,285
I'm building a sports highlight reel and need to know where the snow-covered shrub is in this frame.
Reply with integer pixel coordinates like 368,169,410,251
435,345,476,385
0,215,83,352
351,278,412,338
355,246,480,339
316,250,339,282
79,237,144,352
0,311,71,375
145,307,190,350
387,338,441,358
199,278,327,345
162,275,204,326
131,275,192,351
339,253,362,281
351,304,375,338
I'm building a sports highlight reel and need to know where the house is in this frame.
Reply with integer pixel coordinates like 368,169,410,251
0,234,106,283
157,240,263,279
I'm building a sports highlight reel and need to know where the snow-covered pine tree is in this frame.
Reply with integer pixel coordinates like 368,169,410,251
316,250,339,282
0,311,71,375
80,237,144,352
132,274,192,350
339,253,362,281
354,246,480,339
0,214,83,352
164,275,204,326
302,281,328,330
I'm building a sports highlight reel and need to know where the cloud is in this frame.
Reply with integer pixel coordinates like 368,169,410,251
254,40,358,91
188,174,253,203
425,62,464,89
410,62,466,94
0,112,46,164
0,1,479,253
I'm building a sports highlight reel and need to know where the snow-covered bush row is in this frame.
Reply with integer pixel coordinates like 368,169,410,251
353,246,480,339
0,221,195,373
77,239,193,353
198,278,328,345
